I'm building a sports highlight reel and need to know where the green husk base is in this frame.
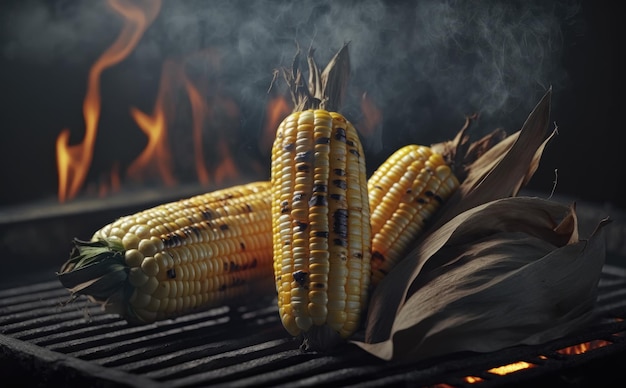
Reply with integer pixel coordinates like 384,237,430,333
57,238,132,316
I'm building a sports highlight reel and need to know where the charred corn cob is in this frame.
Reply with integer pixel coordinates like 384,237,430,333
271,109,372,346
368,144,459,286
57,181,275,324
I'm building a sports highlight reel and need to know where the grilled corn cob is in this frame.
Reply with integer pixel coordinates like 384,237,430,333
57,181,275,324
368,144,459,286
271,109,372,346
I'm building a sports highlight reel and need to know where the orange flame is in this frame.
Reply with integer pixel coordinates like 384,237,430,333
211,98,241,184
555,339,612,355
261,95,291,153
183,76,211,185
55,0,161,202
127,59,177,186
358,91,382,137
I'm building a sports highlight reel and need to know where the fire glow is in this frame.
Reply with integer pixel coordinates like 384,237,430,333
54,0,333,204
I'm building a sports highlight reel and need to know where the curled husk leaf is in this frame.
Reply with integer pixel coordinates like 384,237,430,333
353,87,610,361
353,197,608,361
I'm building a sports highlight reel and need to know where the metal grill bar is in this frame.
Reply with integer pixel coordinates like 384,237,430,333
1,266,626,387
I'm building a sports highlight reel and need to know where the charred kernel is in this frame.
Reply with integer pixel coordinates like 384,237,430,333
293,270,309,288
297,164,310,172
312,184,327,193
283,143,295,151
417,197,427,204
334,127,347,141
332,180,347,190
295,151,312,163
333,168,346,176
349,149,360,157
314,231,329,238
293,192,305,202
315,136,330,144
329,194,343,201
346,140,355,147
295,221,308,232
309,195,327,207
240,242,246,250
425,190,435,197
434,195,444,204
333,238,348,247
333,209,348,236
220,224,229,231
372,251,385,263
167,268,176,279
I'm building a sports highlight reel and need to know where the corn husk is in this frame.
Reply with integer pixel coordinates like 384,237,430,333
352,88,610,361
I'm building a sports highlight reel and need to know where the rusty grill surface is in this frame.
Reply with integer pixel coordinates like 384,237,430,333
1,264,626,387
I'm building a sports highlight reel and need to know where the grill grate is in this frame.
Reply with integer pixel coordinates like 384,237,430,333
2,265,626,387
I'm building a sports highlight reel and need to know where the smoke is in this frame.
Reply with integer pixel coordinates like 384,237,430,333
1,0,583,151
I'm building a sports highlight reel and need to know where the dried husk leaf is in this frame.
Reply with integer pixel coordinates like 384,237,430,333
353,197,608,361
353,87,610,361
281,42,350,112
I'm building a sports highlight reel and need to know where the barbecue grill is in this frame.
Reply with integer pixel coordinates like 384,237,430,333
1,264,626,387
1,194,625,387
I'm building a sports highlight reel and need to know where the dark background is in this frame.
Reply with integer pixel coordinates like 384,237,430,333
0,0,624,210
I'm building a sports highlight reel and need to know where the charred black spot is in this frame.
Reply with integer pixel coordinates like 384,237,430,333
346,139,355,147
240,242,246,250
220,284,227,291
202,210,214,220
316,137,330,144
293,270,309,288
246,204,253,212
314,231,329,238
372,251,385,263
334,127,347,142
309,194,328,207
332,179,347,190
333,168,346,176
229,261,238,271
353,252,363,259
313,282,325,288
293,192,305,202
425,190,435,197
332,208,348,246
220,224,229,231
333,238,348,247
330,193,343,201
349,149,360,157
251,258,258,268
434,195,444,204
297,164,310,172
313,184,327,193
283,142,295,152
167,268,176,279
295,221,308,232
374,185,383,190
416,197,427,204
190,225,202,238
295,151,312,163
